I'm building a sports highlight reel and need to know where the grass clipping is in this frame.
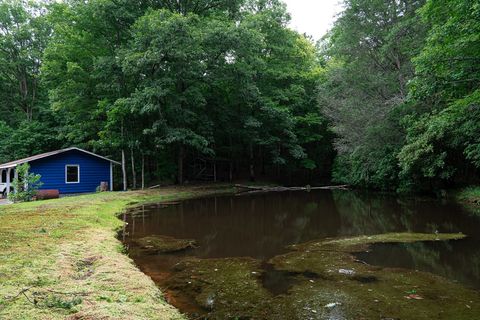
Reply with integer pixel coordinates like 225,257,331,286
0,186,232,320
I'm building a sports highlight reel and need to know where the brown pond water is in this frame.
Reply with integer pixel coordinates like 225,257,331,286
121,190,480,319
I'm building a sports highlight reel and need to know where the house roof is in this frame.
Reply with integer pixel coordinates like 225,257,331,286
0,147,120,170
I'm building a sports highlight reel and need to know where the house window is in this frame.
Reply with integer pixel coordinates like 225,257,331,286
66,165,80,184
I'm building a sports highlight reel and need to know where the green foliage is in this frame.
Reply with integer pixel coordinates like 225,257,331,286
121,9,212,152
0,0,338,187
0,0,49,123
1,0,477,192
319,0,426,190
0,121,14,163
398,0,480,189
332,145,400,191
0,1,60,163
0,120,59,163
8,163,43,203
41,295,83,311
457,186,480,208
320,0,480,192
35,0,334,185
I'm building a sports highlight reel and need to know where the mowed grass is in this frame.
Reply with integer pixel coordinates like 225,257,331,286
0,185,231,319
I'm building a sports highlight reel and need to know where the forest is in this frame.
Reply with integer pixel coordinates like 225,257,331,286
0,0,478,193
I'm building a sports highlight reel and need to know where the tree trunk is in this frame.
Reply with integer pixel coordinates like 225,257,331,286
213,161,217,182
122,149,127,191
229,136,233,182
249,143,255,182
131,147,137,189
141,154,145,190
260,147,266,175
178,145,185,184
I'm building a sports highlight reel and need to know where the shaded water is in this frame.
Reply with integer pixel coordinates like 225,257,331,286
122,190,480,317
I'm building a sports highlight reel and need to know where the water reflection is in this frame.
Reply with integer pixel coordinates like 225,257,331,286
123,190,480,290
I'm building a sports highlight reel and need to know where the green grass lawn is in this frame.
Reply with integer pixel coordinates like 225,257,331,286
0,185,231,320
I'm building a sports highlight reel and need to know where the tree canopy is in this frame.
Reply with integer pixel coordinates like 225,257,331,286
319,0,480,192
0,0,332,187
0,0,477,192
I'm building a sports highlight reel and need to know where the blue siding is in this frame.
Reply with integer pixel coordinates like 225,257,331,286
29,150,111,194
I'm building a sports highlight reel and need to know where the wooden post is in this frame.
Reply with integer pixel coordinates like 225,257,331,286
214,161,217,182
24,165,28,191
249,143,255,182
0,169,3,198
178,145,185,184
6,168,11,196
121,121,127,191
122,149,127,191
130,147,136,189
141,154,145,190
14,169,18,194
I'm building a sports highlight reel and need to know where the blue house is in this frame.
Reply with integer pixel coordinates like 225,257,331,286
0,148,119,196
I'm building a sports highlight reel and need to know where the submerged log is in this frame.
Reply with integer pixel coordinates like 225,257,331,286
235,184,349,194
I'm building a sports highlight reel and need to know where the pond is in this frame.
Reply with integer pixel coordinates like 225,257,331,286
121,190,480,319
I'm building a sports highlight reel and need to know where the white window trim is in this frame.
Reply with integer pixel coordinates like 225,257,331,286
65,165,80,184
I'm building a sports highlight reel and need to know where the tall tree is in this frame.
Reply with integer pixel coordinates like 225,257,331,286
398,0,480,189
318,0,427,190
0,0,49,122
118,10,213,184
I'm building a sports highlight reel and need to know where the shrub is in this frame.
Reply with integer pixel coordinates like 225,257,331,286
8,163,43,202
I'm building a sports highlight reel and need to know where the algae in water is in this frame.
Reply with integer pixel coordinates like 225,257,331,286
168,233,479,320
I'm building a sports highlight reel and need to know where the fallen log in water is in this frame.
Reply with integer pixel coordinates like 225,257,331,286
234,184,349,194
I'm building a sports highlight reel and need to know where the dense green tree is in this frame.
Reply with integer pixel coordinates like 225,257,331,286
202,0,333,182
7,0,478,192
150,0,244,16
114,10,213,183
399,0,480,189
0,0,49,123
318,0,427,190
0,119,59,163
42,0,144,145
0,1,60,163
103,0,331,184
